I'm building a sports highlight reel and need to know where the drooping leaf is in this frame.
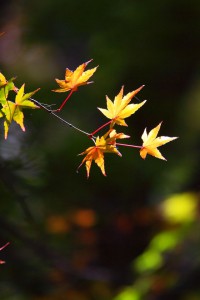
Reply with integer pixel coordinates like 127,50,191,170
0,84,40,139
140,122,178,160
78,129,130,177
52,59,98,93
98,85,146,127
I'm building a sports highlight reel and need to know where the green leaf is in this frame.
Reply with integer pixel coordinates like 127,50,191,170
0,76,16,105
0,84,40,139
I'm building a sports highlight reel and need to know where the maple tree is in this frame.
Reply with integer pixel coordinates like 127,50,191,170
0,60,177,177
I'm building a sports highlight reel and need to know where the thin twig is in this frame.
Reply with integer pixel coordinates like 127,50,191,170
0,242,10,251
54,89,74,112
89,119,113,137
116,142,142,149
30,97,93,138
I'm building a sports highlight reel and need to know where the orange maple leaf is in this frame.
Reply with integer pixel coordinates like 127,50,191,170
78,129,130,177
53,59,98,93
98,86,146,127
140,122,178,160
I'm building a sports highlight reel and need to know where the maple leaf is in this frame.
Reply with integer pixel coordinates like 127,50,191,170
78,129,130,178
140,122,178,160
0,73,7,88
0,73,16,105
98,86,146,127
52,59,98,93
0,84,40,139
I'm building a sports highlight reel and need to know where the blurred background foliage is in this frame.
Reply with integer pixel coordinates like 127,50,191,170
0,0,200,299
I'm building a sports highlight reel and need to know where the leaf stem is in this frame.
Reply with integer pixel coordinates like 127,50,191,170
53,89,74,112
116,142,142,149
89,119,113,137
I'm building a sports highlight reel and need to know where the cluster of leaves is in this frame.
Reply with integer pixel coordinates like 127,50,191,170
0,60,177,178
0,73,40,139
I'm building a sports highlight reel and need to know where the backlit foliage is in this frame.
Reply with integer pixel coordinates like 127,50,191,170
0,60,177,177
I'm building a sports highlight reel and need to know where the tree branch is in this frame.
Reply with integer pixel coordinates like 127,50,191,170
30,97,94,139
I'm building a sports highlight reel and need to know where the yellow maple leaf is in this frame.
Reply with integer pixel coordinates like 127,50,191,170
78,129,130,177
98,85,146,127
53,59,98,93
0,74,16,105
140,123,178,160
0,73,7,88
0,84,40,139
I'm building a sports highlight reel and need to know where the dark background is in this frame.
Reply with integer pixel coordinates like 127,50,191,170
0,1,200,299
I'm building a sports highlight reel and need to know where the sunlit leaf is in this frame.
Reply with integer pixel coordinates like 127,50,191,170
98,85,146,127
0,74,16,105
78,129,130,177
0,72,7,88
53,59,98,92
0,84,40,139
140,122,178,160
